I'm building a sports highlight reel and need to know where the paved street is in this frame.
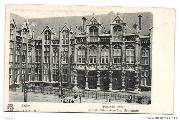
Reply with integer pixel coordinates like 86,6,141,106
9,90,151,104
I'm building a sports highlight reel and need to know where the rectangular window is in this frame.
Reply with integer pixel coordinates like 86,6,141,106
66,39,69,44
141,48,149,65
101,56,105,64
78,50,85,64
63,35,65,39
106,56,109,63
66,34,68,38
82,56,85,63
94,56,96,64
113,56,121,64
78,55,81,63
89,56,96,64
89,56,93,63
63,40,65,44
126,47,134,64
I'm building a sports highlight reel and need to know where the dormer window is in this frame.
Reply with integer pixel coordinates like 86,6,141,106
113,25,122,36
45,30,51,44
62,30,69,45
89,26,98,42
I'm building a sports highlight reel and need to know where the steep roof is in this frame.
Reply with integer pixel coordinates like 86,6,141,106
11,12,153,38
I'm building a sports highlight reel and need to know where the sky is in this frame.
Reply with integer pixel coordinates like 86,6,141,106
11,10,108,19
9,5,153,19
10,5,113,19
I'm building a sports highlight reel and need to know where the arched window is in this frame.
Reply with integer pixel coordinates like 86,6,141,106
28,51,31,63
126,46,134,64
101,45,109,64
89,26,98,42
89,45,97,64
113,25,122,35
53,49,59,64
22,51,25,62
62,30,69,45
78,46,85,63
141,48,149,65
113,44,121,64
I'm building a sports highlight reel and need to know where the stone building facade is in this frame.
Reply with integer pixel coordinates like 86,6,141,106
9,13,152,92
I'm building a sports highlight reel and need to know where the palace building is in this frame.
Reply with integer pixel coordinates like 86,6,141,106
9,13,152,92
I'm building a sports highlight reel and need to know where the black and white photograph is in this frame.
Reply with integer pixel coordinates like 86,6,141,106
4,4,175,113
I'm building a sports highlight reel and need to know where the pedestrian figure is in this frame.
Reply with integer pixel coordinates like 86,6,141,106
79,92,82,103
107,94,111,102
137,96,142,104
74,91,78,99
126,95,132,103
147,99,151,105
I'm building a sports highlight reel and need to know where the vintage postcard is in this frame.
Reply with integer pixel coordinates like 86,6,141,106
4,4,175,114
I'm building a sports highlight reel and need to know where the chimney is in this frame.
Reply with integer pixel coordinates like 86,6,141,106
82,17,87,33
32,30,34,39
138,15,142,30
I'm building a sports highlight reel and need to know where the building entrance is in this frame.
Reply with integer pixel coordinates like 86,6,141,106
100,71,109,91
77,71,86,89
125,71,136,90
112,71,122,90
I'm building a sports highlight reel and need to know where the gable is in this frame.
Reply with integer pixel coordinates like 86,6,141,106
112,15,124,24
88,17,100,25
41,25,55,34
60,24,70,33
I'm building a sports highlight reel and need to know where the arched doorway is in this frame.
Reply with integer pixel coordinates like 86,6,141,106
100,71,109,91
112,71,122,90
77,71,86,89
88,71,97,89
125,71,136,91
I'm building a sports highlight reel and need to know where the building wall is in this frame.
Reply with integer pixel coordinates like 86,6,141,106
9,14,152,91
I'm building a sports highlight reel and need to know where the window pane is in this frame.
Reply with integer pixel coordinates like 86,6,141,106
89,56,93,63
106,56,108,63
94,56,96,63
131,56,134,63
101,56,104,64
114,57,116,63
126,56,128,63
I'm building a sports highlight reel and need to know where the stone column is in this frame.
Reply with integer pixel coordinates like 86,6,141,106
50,44,53,82
97,71,100,90
85,70,89,90
12,27,17,86
121,69,126,91
134,36,141,92
73,70,78,90
122,41,125,66
134,70,140,92
109,70,113,91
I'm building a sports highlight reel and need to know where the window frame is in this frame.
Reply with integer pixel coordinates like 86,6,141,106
126,46,134,64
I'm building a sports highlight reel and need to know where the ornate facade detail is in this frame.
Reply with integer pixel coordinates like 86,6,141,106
9,13,152,92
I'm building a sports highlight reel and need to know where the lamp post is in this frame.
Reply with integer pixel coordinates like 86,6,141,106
59,50,65,98
15,39,22,91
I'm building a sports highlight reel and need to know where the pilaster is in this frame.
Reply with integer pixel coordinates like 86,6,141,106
85,70,89,90
73,70,78,89
121,69,126,91
109,70,113,91
97,71,100,90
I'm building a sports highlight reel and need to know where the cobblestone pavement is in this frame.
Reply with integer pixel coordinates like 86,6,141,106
9,90,150,104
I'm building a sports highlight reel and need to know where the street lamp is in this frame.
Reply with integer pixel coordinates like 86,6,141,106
59,50,65,98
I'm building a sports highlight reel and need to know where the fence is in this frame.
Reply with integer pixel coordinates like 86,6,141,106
62,89,151,104
10,86,151,104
